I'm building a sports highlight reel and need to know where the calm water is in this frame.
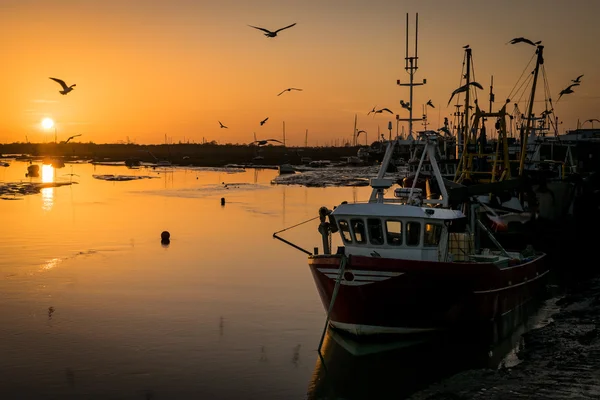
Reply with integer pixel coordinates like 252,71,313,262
0,160,553,399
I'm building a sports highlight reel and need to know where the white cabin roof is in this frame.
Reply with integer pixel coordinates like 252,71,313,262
331,203,464,220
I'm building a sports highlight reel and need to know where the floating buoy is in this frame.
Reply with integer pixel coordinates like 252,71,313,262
161,231,170,244
221,197,225,206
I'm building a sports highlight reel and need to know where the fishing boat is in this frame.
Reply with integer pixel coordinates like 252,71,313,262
305,134,547,336
274,17,547,338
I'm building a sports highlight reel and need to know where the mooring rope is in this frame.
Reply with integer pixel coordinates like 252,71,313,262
272,215,320,235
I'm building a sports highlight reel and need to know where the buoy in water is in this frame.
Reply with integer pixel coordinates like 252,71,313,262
161,231,170,244
221,197,225,206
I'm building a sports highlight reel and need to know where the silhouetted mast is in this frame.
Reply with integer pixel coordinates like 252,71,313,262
397,13,426,139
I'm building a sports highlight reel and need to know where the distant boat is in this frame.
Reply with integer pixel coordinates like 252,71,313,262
278,164,295,174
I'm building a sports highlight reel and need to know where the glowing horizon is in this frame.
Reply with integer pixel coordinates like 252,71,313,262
0,1,598,146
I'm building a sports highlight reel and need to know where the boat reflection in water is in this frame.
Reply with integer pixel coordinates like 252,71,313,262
307,296,556,400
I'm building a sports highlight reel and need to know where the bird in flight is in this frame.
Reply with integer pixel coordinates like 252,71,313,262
260,117,269,126
277,88,302,96
557,83,579,100
218,121,228,129
399,100,411,111
585,118,600,124
506,37,541,46
251,138,283,146
447,81,484,105
248,23,296,38
64,134,82,143
572,74,584,83
367,106,377,116
373,108,393,115
426,99,435,108
356,130,367,137
49,77,76,95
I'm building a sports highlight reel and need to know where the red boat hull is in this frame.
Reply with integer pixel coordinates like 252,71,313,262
308,253,548,336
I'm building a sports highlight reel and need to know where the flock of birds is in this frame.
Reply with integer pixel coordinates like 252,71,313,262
46,32,587,147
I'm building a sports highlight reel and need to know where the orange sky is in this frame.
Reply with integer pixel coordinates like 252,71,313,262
0,0,598,145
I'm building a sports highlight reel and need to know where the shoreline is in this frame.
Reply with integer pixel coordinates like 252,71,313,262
409,271,600,400
0,142,362,168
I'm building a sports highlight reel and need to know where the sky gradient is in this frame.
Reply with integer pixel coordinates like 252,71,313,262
1,0,598,145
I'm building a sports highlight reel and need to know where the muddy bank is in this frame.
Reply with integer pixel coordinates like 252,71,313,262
409,275,600,400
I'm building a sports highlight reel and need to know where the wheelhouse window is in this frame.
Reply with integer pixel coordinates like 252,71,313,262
385,220,402,246
338,220,352,243
367,218,384,245
406,221,421,246
424,223,443,247
350,219,366,244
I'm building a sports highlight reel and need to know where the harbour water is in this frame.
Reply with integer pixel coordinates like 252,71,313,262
0,161,557,399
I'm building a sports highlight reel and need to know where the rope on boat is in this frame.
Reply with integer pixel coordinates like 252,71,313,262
272,216,319,235
272,216,320,256
317,254,348,355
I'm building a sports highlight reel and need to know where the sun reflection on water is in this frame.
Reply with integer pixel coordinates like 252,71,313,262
41,164,54,211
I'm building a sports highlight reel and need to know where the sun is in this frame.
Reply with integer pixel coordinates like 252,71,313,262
41,118,54,130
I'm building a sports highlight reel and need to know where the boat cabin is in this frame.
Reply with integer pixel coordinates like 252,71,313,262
331,203,465,261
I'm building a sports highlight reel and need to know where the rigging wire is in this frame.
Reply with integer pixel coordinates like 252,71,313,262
507,53,536,101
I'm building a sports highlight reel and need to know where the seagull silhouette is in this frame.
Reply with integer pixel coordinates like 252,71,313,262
506,37,541,46
367,105,377,116
248,23,296,38
557,83,580,100
63,134,82,144
399,100,411,111
251,139,283,146
585,118,600,124
426,99,435,108
373,108,393,115
356,130,367,137
572,74,584,83
447,82,484,106
49,77,76,95
260,117,269,126
218,121,228,129
277,88,302,96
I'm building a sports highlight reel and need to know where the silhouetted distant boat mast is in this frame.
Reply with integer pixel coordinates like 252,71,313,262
396,13,426,139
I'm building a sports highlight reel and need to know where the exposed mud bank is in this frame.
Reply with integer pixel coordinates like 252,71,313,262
410,276,600,400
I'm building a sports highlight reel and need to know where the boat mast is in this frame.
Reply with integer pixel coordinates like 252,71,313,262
518,45,544,177
369,13,426,203
353,114,357,146
397,13,426,140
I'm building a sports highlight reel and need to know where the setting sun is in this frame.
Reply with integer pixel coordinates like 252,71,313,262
41,118,54,130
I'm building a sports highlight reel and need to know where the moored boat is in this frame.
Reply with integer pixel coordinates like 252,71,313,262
306,135,547,337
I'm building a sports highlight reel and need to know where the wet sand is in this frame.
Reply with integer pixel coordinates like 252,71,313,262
410,274,600,400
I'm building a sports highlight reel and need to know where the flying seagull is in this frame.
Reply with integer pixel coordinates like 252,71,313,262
506,37,541,46
374,108,393,115
251,139,283,146
585,118,600,124
557,83,580,100
260,117,269,126
277,88,303,96
426,99,435,108
63,134,82,144
572,74,584,83
447,81,484,106
218,121,228,129
49,77,76,95
367,105,377,116
356,130,367,137
248,23,297,38
399,100,411,111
